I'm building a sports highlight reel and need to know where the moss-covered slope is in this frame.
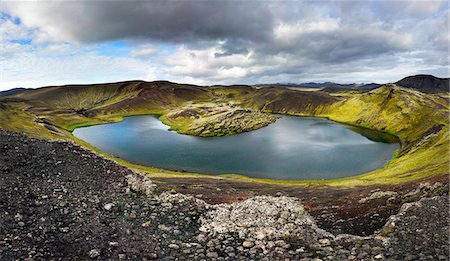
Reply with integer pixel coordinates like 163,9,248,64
0,81,448,186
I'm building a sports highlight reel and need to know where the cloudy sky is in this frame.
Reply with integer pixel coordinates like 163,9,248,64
0,1,448,90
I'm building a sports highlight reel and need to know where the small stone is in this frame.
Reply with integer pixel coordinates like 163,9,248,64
104,203,114,211
130,213,137,219
108,241,119,247
207,251,219,258
118,254,126,260
277,218,286,225
168,243,179,250
280,211,289,219
275,240,286,247
357,252,368,259
14,213,23,221
158,224,170,231
319,238,331,246
374,254,383,259
196,234,206,242
59,227,69,233
255,232,266,240
225,246,235,253
18,222,25,227
296,247,305,253
243,241,254,248
88,249,100,259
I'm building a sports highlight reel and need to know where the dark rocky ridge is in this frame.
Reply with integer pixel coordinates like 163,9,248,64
0,129,448,260
395,74,449,93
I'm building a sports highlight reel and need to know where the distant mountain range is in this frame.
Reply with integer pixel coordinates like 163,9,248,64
254,75,449,93
1,75,448,97
253,82,382,90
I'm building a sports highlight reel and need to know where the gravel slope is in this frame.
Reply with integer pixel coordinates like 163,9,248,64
0,130,448,260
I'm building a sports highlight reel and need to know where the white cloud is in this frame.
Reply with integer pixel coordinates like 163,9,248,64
130,44,161,59
379,0,446,18
0,19,30,41
404,0,446,17
274,19,340,44
0,49,161,89
0,1,448,90
165,46,253,82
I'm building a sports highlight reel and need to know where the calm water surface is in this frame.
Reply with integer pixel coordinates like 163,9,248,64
73,115,399,180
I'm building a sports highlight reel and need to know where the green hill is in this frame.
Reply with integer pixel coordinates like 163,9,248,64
0,80,448,186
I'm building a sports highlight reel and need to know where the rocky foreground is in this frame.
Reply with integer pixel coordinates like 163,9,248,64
0,130,448,260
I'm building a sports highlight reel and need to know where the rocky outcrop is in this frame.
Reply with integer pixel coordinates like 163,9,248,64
377,195,449,260
162,102,279,136
199,196,331,240
358,191,398,203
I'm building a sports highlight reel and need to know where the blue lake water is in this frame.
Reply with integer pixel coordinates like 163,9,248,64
73,115,399,180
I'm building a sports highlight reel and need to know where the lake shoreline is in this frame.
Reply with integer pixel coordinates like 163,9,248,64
73,114,399,181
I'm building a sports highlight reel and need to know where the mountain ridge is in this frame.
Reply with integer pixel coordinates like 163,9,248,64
2,74,448,95
395,74,449,93
0,87,28,97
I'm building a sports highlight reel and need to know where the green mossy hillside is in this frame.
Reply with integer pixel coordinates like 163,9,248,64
239,84,449,185
0,81,448,186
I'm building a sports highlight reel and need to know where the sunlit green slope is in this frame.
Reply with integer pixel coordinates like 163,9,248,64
0,81,448,186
